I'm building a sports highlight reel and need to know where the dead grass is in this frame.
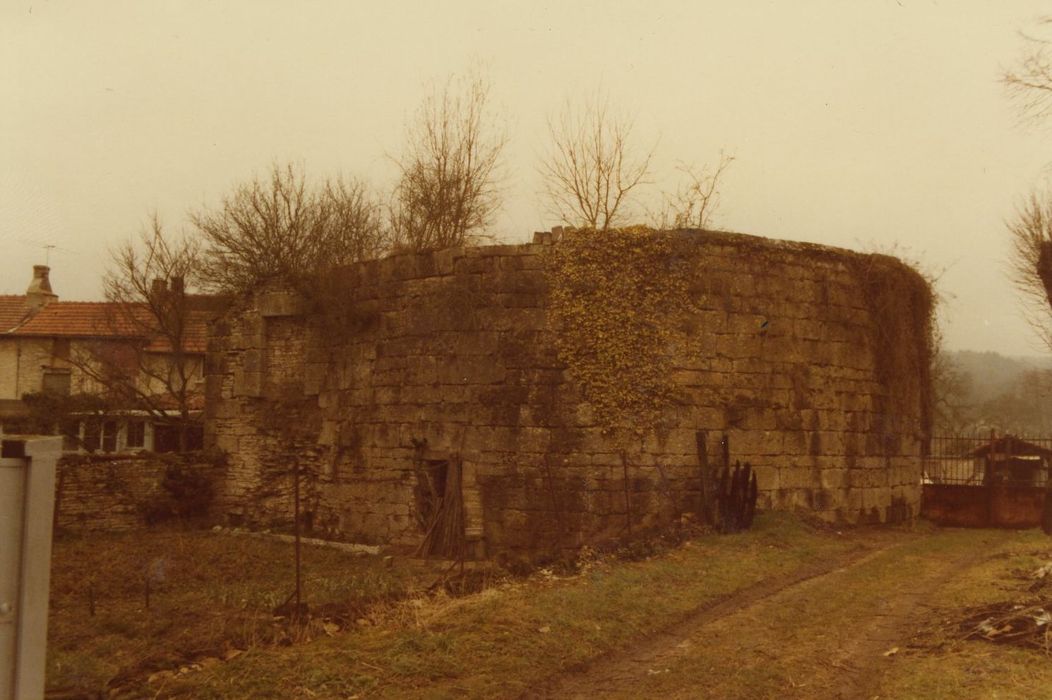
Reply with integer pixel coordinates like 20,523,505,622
145,512,865,699
517,524,1052,698
624,528,996,699
876,529,1052,700
46,527,417,697
620,527,1052,700
55,516,1041,700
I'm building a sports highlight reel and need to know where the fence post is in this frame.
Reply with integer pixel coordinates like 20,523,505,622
1043,454,1052,535
981,431,993,527
1,436,61,699
695,431,714,526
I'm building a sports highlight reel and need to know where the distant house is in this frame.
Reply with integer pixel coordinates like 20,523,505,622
0,265,219,452
970,435,1052,487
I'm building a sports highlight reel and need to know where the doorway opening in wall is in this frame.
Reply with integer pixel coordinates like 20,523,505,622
413,456,467,559
414,459,449,533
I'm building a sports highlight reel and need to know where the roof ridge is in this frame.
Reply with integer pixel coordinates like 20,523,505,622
45,300,122,305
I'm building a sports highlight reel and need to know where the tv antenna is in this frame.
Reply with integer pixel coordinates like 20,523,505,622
18,238,75,265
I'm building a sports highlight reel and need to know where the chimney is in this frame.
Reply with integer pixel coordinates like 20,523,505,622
170,276,185,295
25,265,57,310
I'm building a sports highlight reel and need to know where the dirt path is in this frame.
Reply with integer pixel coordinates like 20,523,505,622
525,539,892,699
526,532,990,700
823,545,991,700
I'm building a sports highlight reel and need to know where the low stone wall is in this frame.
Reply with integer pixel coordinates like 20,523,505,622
54,452,217,531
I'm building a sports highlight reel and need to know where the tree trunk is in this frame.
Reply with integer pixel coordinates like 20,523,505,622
1037,241,1052,306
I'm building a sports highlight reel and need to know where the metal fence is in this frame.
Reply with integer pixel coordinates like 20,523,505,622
924,433,1051,487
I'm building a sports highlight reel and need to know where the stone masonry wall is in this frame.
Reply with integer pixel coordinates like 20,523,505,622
0,337,52,399
205,229,932,557
54,453,216,531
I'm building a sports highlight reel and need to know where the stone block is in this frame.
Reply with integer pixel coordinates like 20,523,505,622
820,469,847,489
752,464,779,491
233,368,263,397
260,291,305,318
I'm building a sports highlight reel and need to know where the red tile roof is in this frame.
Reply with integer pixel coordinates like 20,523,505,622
3,298,215,354
13,301,144,338
0,295,32,332
145,308,214,354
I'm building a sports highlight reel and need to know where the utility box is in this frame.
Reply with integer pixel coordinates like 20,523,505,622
1,436,60,700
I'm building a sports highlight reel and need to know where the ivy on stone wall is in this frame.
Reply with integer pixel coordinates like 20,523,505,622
849,254,936,439
545,227,699,433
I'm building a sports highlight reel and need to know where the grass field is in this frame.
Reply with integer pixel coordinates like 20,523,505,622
45,516,1052,699
46,528,419,696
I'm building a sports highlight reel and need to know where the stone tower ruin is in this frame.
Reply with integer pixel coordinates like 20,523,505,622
205,228,933,557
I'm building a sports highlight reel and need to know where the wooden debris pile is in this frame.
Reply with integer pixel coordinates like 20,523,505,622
695,431,760,534
416,456,466,560
958,558,1052,652
715,461,758,534
960,601,1052,652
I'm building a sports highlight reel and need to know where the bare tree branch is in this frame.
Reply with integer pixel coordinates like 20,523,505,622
1007,191,1052,350
391,73,506,251
1004,18,1052,123
541,95,653,231
57,217,209,450
651,153,735,230
193,163,388,294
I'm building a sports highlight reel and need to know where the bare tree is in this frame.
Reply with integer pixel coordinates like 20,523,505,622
1004,18,1052,122
652,153,735,230
391,74,506,251
193,163,388,294
985,30,1052,532
1007,192,1052,350
1003,22,1052,353
67,216,208,450
541,95,653,231
931,349,976,433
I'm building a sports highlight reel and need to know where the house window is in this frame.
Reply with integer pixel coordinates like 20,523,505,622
60,420,80,451
53,338,71,362
42,370,71,396
153,423,203,452
126,420,145,449
83,420,100,452
102,420,118,452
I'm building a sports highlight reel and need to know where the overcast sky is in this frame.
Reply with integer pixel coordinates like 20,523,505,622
3,1,1052,355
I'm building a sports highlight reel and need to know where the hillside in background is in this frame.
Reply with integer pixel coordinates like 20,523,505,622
937,350,1052,434
948,351,1052,403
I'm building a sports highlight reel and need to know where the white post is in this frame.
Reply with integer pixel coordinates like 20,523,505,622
0,436,60,700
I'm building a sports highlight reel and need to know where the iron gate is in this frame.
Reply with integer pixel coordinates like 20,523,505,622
922,433,1052,528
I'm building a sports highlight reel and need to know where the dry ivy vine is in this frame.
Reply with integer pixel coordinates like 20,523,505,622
849,254,935,439
545,226,700,433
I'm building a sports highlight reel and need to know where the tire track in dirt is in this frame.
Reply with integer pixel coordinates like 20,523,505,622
825,544,993,700
523,537,904,700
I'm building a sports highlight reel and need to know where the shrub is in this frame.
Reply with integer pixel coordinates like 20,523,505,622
144,463,214,525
